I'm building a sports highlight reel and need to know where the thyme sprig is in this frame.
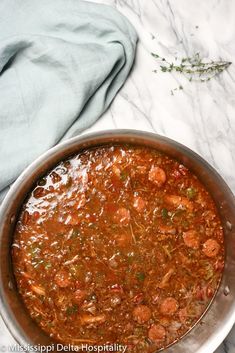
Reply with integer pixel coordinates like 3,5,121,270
152,52,231,82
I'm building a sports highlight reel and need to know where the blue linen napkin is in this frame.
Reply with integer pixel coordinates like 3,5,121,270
0,0,137,201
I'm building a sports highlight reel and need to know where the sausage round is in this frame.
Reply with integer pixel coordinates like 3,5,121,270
133,305,151,324
148,324,166,342
160,297,179,316
203,239,220,257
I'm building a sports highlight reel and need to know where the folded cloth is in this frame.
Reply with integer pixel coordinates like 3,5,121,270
0,0,137,201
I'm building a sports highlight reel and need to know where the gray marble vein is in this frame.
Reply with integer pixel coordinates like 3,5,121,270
0,0,235,352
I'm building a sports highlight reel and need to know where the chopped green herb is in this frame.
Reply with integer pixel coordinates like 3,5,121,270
35,315,42,323
38,178,46,186
66,304,78,316
161,208,168,219
136,272,146,281
88,223,96,229
160,65,168,72
89,293,97,302
29,243,41,257
186,187,197,200
46,322,54,328
202,261,214,281
127,252,135,264
69,264,81,277
134,326,145,335
182,220,189,228
127,256,135,264
71,229,80,238
151,53,159,59
170,209,185,223
44,262,52,270
120,170,128,181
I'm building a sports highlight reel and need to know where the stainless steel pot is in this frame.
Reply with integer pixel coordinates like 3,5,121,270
0,130,235,353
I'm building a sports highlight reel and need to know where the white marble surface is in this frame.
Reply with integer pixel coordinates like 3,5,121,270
1,0,235,352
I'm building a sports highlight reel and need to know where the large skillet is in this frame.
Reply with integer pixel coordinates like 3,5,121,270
0,130,235,353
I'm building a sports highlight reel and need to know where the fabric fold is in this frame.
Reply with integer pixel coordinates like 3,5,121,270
0,0,137,199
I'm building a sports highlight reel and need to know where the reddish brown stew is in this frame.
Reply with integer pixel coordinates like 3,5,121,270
12,145,224,352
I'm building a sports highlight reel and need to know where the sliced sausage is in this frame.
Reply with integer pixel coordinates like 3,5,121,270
164,195,193,211
203,239,220,257
148,324,166,343
183,230,200,249
160,297,179,316
133,305,151,324
148,166,166,187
